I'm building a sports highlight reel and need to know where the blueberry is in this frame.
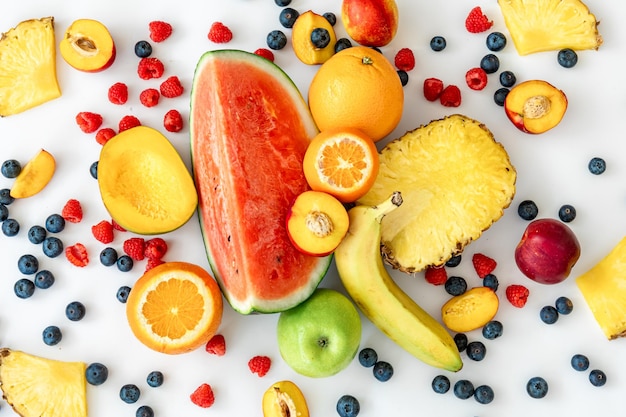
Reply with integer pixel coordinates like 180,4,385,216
310,28,331,49
571,353,590,371
274,0,291,6
334,38,352,53
453,379,475,399
18,254,39,275
454,333,468,352
323,12,337,26
120,384,141,404
445,254,462,267
86,363,109,385
588,157,606,175
336,394,360,417
42,236,64,258
373,360,393,382
136,405,154,417
540,305,559,324
480,53,500,74
526,376,548,398
45,213,65,233
2,218,20,236
555,296,573,314
100,247,118,266
558,204,576,223
517,199,539,220
134,40,152,58
430,35,447,51
146,370,164,387
493,87,510,106
0,188,15,205
14,278,35,299
90,161,99,179
444,276,467,296
431,375,451,394
117,286,132,303
28,225,47,244
466,341,486,361
482,273,499,291
397,70,409,86
589,369,607,387
34,269,55,289
557,48,578,68
486,31,507,51
474,384,495,404
482,320,503,340
278,7,299,28
42,325,62,346
0,204,7,222
66,301,86,321
499,70,516,87
117,255,134,272
267,30,288,50
1,159,21,178
358,347,378,367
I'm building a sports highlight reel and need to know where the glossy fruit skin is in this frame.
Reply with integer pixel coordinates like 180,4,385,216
336,395,360,417
310,28,331,48
527,376,548,398
499,70,516,87
482,320,503,339
85,363,109,385
134,40,152,58
588,157,606,175
279,8,299,28
430,35,446,51
483,274,499,291
341,0,399,47
42,325,62,345
28,225,46,244
555,296,573,314
2,218,20,236
116,286,131,303
100,247,118,266
453,379,475,399
1,159,21,178
445,276,467,296
0,204,8,222
0,188,15,205
120,384,141,404
42,236,63,258
14,278,35,299
589,369,607,386
540,306,559,324
558,204,576,223
454,333,468,352
517,199,539,221
146,371,164,387
571,354,590,371
66,301,86,321
117,255,134,272
432,375,451,394
266,30,287,50
334,37,352,52
136,405,154,417
373,360,393,381
480,53,500,73
486,31,507,51
45,213,65,233
90,161,98,179
17,254,39,275
466,341,486,361
474,384,495,404
358,347,378,367
557,48,578,68
494,87,509,106
34,269,55,289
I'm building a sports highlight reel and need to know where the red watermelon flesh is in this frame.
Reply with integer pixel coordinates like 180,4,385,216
190,50,331,314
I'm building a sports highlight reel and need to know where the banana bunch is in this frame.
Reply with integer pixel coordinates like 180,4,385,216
334,192,463,372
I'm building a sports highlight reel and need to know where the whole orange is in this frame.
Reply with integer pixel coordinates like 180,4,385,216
308,46,404,142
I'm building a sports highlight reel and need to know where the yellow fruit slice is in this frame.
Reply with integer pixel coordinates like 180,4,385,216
0,17,61,116
10,149,56,198
126,261,223,354
262,380,310,417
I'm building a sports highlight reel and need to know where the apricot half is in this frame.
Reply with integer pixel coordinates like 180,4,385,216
504,80,568,134
10,149,55,198
286,190,349,256
262,380,309,417
292,11,337,65
59,19,116,72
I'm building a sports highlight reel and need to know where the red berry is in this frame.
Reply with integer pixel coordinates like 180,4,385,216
248,355,271,377
208,22,233,43
95,128,116,145
139,88,160,107
76,112,103,133
123,237,146,261
159,76,184,98
164,109,183,132
91,220,114,244
137,57,165,80
465,67,488,90
440,85,462,107
465,6,493,33
148,21,173,43
205,334,226,356
472,253,497,278
108,82,128,105
145,257,164,272
505,284,530,308
66,243,89,267
190,383,215,408
423,77,444,101
118,115,141,132
61,199,83,223
254,48,275,62
424,265,447,286
394,47,415,72
144,237,168,260
111,219,127,232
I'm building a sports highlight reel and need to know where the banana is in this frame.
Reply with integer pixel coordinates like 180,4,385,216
334,191,463,372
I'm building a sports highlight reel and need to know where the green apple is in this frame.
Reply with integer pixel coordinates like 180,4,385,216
277,288,361,378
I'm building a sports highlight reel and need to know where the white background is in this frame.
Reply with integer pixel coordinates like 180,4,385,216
1,0,625,416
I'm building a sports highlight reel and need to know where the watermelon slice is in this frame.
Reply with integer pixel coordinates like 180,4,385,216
190,50,332,314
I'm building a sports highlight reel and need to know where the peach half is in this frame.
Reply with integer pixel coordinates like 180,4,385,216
292,10,337,65
504,80,568,134
59,19,116,72
286,190,349,257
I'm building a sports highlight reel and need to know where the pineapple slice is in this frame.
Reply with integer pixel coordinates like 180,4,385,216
576,236,626,340
0,348,87,417
358,114,516,273
0,17,61,116
498,0,602,55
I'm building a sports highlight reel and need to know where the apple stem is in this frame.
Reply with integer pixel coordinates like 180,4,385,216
305,211,334,237
523,95,551,119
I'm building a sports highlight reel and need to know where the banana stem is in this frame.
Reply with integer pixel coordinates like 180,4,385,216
372,191,403,222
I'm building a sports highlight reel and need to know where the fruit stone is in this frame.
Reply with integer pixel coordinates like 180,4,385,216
59,19,116,72
262,380,309,417
291,11,337,65
10,149,55,199
504,80,568,134
341,0,399,47
441,287,499,332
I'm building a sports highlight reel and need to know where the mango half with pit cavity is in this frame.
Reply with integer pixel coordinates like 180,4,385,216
97,126,197,235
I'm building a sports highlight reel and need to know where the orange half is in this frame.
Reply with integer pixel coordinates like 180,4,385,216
126,261,223,354
303,127,379,203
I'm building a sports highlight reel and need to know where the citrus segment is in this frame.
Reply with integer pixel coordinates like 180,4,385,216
303,127,379,203
126,262,223,354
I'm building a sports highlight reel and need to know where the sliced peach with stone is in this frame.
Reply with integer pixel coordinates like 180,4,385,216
10,149,55,198
292,11,337,65
59,19,116,72
504,80,568,134
286,190,349,256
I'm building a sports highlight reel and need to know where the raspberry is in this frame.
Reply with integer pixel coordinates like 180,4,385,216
148,21,172,43
61,199,83,223
190,383,215,408
108,82,128,105
139,88,160,107
423,77,444,101
123,237,146,261
465,6,493,33
394,48,415,72
254,48,275,62
472,253,497,278
205,334,226,356
144,237,168,260
440,85,462,107
95,128,116,145
160,76,184,98
91,220,114,244
76,112,103,133
145,257,164,272
465,67,488,90
208,22,233,43
118,115,141,132
137,57,165,80
424,265,447,286
505,284,529,308
164,109,183,132
111,219,127,232
248,355,271,377
66,243,89,267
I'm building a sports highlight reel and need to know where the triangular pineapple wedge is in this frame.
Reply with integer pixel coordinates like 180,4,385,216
358,114,516,273
498,0,602,55
0,17,61,116
0,348,87,417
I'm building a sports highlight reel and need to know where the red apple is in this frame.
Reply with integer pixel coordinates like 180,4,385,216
341,0,398,47
515,218,581,284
